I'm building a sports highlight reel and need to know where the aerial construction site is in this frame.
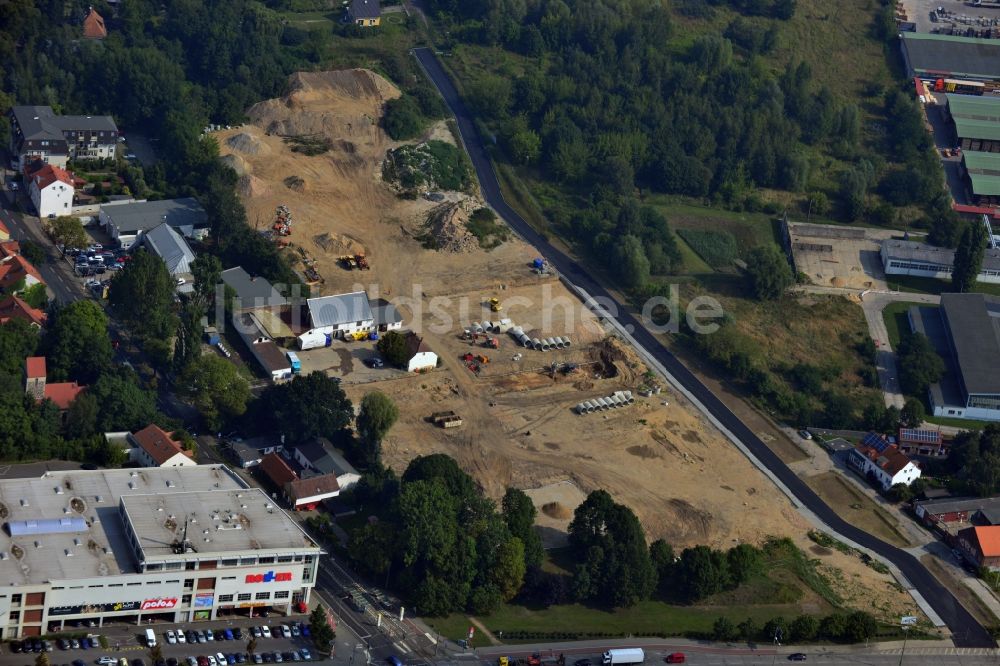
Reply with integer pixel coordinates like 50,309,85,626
215,68,920,623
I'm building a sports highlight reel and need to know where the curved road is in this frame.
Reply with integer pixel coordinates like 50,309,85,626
413,47,996,649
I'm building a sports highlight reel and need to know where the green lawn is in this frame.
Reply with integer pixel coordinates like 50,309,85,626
886,274,1000,297
674,233,715,274
426,599,820,646
881,301,930,349
643,199,781,255
923,414,992,430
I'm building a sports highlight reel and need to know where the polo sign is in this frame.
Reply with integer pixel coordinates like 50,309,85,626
141,597,179,610
245,571,293,584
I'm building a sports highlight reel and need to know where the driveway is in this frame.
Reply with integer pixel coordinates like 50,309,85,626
414,47,995,647
860,291,941,409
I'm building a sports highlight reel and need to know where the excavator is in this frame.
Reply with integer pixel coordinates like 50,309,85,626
488,297,502,312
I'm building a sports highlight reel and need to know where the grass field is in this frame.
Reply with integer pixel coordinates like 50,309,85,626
880,301,928,349
804,472,911,548
886,274,1000,297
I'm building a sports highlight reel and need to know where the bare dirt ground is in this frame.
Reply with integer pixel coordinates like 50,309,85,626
219,69,919,622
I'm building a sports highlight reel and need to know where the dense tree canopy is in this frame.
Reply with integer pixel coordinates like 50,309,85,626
253,371,353,444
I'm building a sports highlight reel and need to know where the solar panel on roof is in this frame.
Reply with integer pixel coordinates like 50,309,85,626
7,517,87,536
900,429,941,444
863,432,891,453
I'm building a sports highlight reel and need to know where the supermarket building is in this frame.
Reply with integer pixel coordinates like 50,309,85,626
0,467,322,637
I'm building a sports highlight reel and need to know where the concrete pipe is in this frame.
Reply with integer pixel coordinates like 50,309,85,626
472,322,484,334
580,401,593,413
590,399,603,411
554,337,568,349
519,334,533,347
599,398,613,410
562,337,572,348
608,396,623,408
529,338,541,350
623,391,635,404
544,337,558,350
583,401,596,414
540,339,551,352
510,326,524,337
575,403,587,415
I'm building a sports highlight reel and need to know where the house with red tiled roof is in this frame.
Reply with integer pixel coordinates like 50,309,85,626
23,356,84,411
0,295,46,328
0,248,44,293
404,331,437,372
28,163,74,218
82,7,107,40
847,433,922,491
128,424,196,467
957,525,1000,571
259,452,343,510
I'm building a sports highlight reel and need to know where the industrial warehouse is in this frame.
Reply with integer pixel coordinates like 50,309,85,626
0,467,321,637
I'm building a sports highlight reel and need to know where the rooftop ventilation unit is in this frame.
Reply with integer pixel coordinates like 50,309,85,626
8,518,87,537
54,487,63,495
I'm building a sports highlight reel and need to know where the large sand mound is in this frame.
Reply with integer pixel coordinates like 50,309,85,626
248,69,401,139
220,153,249,176
226,132,269,156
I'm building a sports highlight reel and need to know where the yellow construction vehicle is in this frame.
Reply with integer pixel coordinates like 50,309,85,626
476,354,490,364
350,331,368,341
488,297,502,312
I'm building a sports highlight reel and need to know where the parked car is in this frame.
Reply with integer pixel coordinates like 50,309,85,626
215,653,227,666
798,430,812,440
665,655,685,664
97,657,117,665
271,653,283,664
71,639,81,649
261,655,272,664
223,629,234,641
207,657,218,666
260,627,271,639
789,655,807,662
205,630,214,642
176,631,187,644
166,631,176,645
299,650,311,662
10,640,22,653
197,657,209,666
251,627,261,639
232,629,243,641
43,640,54,652
280,625,291,639
300,625,310,639
252,656,263,665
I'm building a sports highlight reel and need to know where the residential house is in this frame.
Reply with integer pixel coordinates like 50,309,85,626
298,292,374,349
0,241,44,293
913,496,987,527
100,198,208,248
348,0,381,26
128,424,197,468
292,438,360,490
233,312,292,382
259,452,341,510
141,222,195,277
847,432,922,491
24,356,84,412
228,435,284,469
82,7,107,39
404,331,437,373
8,106,118,170
370,298,403,333
957,525,1000,571
28,163,74,218
897,428,946,457
0,295,46,328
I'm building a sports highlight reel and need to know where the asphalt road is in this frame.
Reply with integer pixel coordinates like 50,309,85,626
0,186,85,305
411,47,996,649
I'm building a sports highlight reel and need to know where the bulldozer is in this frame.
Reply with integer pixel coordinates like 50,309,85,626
484,337,499,349
339,255,358,270
476,354,490,364
488,297,502,312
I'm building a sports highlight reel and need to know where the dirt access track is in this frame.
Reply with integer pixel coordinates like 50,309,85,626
217,69,918,623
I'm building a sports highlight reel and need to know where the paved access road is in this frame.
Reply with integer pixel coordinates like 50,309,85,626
411,47,996,649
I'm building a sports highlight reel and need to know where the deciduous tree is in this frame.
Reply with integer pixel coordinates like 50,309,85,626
355,391,399,468
745,245,793,300
45,216,88,256
44,300,112,382
502,487,544,569
178,354,250,431
953,220,989,293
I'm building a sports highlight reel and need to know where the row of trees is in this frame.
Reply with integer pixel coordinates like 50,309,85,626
711,610,877,644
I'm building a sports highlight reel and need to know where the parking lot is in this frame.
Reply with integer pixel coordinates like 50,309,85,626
7,621,322,666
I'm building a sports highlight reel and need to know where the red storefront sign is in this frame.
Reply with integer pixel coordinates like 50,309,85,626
245,571,293,584
141,597,179,610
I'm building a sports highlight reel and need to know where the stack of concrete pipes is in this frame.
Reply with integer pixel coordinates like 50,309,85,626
507,326,572,351
471,319,513,334
574,391,635,415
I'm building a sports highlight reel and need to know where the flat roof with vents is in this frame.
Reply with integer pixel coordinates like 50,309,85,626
0,467,247,585
120,489,318,564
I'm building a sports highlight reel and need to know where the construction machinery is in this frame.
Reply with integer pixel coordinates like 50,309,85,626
350,331,370,341
272,204,292,236
488,297,502,312
355,254,370,270
476,354,490,364
339,255,358,270
484,337,499,349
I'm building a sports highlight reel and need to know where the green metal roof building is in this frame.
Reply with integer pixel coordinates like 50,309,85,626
962,150,1000,202
946,94,1000,149
902,32,1000,81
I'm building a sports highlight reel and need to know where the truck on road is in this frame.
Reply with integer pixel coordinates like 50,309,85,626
602,649,644,665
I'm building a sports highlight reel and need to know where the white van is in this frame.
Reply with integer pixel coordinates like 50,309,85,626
145,628,157,647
